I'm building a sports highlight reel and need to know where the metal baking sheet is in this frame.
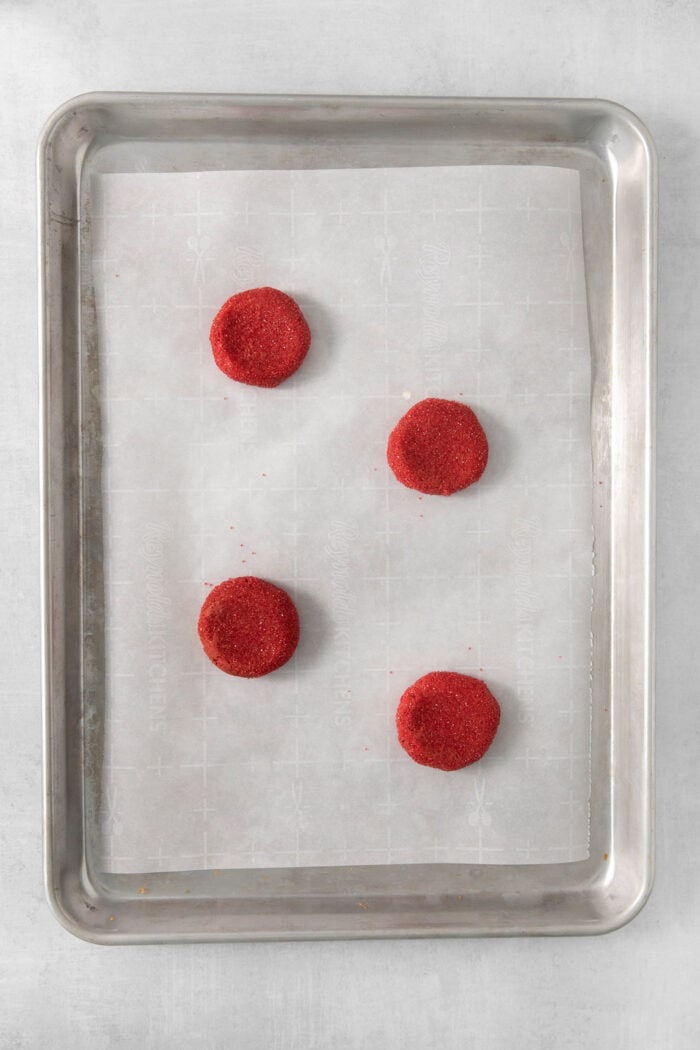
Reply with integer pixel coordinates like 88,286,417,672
39,93,656,942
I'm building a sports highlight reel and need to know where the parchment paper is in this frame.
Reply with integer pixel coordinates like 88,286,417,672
92,165,592,871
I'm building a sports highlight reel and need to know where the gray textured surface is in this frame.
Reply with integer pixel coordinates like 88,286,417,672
1,1,698,1046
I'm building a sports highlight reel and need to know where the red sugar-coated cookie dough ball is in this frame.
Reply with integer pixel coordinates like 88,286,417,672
387,397,488,496
198,577,300,678
209,286,311,388
396,671,501,771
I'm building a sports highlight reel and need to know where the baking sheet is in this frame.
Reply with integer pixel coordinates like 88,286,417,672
91,164,592,872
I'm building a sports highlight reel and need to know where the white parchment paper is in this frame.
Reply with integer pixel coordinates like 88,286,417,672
92,165,592,871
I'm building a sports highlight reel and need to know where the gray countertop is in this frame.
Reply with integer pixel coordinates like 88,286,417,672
1,1,698,1046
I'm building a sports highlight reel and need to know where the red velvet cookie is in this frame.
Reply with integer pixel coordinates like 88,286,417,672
209,286,311,388
387,398,488,496
198,576,300,678
396,671,500,770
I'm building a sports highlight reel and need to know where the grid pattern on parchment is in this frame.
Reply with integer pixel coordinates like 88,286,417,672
92,165,592,872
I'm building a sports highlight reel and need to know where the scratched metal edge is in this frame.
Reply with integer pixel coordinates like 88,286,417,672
38,93,656,943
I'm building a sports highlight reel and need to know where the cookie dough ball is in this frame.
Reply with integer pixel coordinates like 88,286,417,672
387,397,488,495
396,671,500,770
198,576,300,678
209,286,311,388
